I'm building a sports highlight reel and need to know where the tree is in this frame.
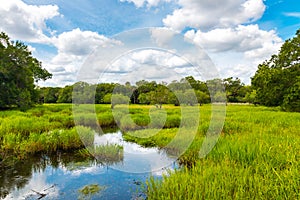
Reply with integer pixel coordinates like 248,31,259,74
282,77,300,112
148,85,170,108
223,77,244,102
72,82,96,104
244,89,257,104
252,29,300,111
40,87,60,103
95,83,115,104
195,90,210,105
111,94,130,108
0,32,52,109
57,85,73,103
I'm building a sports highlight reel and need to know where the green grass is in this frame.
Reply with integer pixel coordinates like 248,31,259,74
78,143,124,165
140,105,300,199
0,103,299,199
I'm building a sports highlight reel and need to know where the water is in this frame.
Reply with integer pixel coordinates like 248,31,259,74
0,131,177,200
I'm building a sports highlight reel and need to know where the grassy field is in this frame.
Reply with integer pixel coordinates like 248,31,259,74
0,104,299,199
119,104,300,199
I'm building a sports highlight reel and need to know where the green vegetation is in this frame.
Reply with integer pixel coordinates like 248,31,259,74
0,32,52,110
252,29,300,111
78,143,124,165
0,30,299,199
0,102,299,199
138,105,300,199
78,184,106,200
0,104,84,164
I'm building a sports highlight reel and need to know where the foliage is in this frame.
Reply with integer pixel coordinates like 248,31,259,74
0,32,52,109
111,93,130,108
252,29,300,111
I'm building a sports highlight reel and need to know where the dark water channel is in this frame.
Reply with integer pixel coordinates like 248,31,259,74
0,131,177,200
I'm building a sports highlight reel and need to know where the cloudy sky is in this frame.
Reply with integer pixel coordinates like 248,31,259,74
0,0,299,86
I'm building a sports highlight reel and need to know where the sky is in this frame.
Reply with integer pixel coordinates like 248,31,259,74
0,0,299,86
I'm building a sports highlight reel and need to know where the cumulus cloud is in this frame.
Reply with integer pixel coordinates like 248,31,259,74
158,0,284,83
40,29,122,86
150,27,176,47
0,0,59,43
101,49,200,84
52,28,121,58
163,0,265,31
185,25,283,84
120,0,171,8
185,24,283,55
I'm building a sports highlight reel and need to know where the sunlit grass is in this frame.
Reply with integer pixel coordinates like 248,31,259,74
1,103,299,199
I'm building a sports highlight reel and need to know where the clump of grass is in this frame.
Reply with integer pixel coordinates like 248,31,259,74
164,115,180,128
78,144,124,165
97,112,116,127
119,115,140,131
1,126,93,161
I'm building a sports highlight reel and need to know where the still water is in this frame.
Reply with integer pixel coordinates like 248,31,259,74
0,131,177,200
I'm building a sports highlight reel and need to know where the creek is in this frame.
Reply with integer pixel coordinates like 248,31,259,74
0,131,177,200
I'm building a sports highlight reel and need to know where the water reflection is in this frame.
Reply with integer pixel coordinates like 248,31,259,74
94,131,177,173
0,131,176,200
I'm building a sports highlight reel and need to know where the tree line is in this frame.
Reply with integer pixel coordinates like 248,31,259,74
1,29,299,111
40,76,253,107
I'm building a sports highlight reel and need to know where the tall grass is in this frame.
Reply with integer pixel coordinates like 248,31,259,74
1,103,299,198
144,105,300,199
78,143,124,165
1,126,93,160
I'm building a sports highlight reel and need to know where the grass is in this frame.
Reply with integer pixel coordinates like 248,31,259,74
78,143,124,165
0,103,299,199
140,105,300,199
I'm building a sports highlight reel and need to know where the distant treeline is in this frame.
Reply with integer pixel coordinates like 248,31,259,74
39,76,253,106
1,29,299,111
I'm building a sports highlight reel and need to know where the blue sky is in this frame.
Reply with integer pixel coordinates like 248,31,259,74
0,0,299,86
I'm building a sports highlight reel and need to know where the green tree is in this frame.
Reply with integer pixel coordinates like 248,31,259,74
252,29,300,111
72,82,96,104
0,32,52,109
57,85,73,103
223,77,244,102
282,77,300,112
111,94,130,108
40,87,60,103
195,90,210,105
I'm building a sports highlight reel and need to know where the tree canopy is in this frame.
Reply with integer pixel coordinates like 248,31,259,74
252,29,300,111
0,32,52,109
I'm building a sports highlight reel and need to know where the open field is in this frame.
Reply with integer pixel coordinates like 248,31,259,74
0,104,299,199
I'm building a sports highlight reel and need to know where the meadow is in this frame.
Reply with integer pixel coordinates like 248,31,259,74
0,104,299,199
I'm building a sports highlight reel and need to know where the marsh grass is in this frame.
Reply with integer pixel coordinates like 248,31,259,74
1,126,93,161
78,144,124,165
143,105,300,199
1,104,299,199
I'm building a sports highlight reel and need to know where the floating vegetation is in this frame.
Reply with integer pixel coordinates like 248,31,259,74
78,184,106,200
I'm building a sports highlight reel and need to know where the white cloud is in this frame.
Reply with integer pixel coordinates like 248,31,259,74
185,25,283,84
40,29,122,86
163,0,265,31
284,12,300,18
185,24,282,54
101,49,197,84
150,27,176,47
120,0,171,8
52,28,120,58
0,0,59,43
